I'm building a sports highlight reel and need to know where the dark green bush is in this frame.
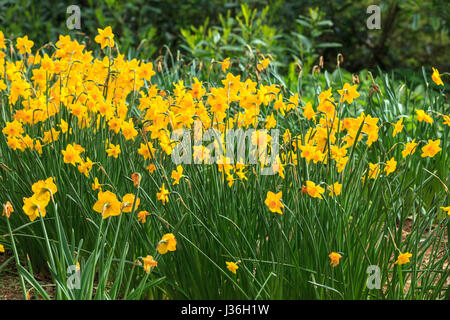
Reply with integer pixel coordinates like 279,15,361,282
0,0,448,72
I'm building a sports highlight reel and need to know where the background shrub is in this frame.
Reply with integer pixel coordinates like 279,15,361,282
0,0,448,73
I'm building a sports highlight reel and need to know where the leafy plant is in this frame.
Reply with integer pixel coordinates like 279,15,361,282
180,4,282,70
289,8,341,75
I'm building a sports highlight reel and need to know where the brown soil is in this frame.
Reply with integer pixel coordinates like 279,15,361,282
398,218,449,296
0,254,54,300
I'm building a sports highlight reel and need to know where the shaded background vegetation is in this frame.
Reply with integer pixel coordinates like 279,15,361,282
0,0,448,73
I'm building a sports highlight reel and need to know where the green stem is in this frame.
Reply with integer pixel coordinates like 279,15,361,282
6,217,28,300
397,264,404,299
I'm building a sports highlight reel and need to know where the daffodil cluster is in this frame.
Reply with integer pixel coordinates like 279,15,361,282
22,178,57,221
0,27,447,280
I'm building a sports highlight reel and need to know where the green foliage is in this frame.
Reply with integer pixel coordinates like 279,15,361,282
289,8,341,74
180,4,282,70
0,0,447,72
